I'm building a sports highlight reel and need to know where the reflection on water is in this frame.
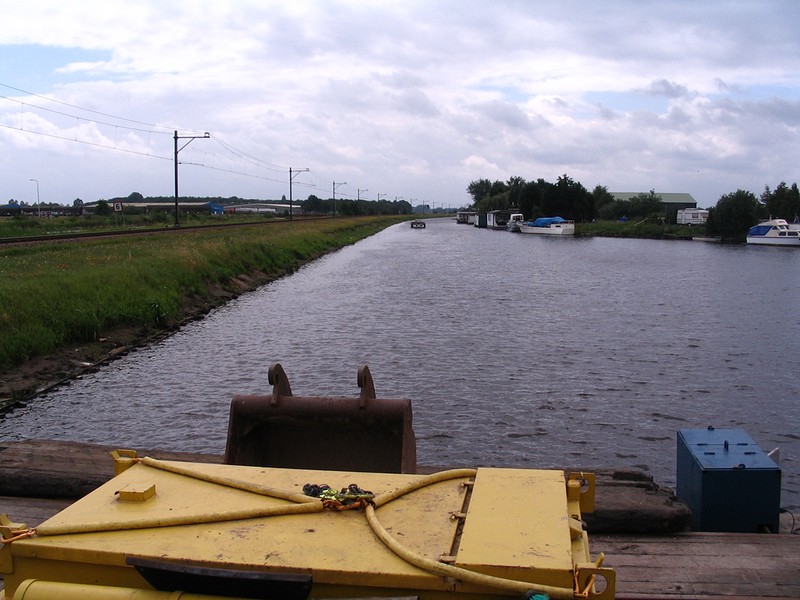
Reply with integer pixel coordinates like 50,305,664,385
3,219,799,508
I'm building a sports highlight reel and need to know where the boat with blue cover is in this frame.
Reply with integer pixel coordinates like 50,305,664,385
518,216,575,236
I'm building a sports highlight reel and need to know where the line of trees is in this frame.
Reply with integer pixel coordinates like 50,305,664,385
466,174,668,223
302,195,412,216
466,174,800,240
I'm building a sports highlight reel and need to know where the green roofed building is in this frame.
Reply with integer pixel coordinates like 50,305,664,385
612,192,697,208
612,192,698,223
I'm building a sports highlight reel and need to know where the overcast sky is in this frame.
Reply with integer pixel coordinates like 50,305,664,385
2,1,799,209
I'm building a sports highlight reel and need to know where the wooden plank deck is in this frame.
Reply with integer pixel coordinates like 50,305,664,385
592,531,800,599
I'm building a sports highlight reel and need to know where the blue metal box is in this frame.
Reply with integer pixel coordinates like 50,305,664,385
676,427,781,533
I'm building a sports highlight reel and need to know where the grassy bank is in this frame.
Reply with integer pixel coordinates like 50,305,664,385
0,211,278,239
0,216,404,374
576,220,702,239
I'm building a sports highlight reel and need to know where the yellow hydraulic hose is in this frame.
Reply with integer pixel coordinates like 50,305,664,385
371,468,477,507
36,456,324,535
34,501,321,536
139,457,317,504
364,469,576,600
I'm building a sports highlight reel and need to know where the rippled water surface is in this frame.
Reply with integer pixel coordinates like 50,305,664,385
3,219,799,508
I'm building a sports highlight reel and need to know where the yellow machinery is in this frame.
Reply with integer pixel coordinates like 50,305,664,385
0,366,614,599
0,453,614,599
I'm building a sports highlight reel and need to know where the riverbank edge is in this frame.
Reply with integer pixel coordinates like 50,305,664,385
0,217,403,410
0,218,722,408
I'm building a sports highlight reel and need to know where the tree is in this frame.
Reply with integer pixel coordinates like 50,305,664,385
591,185,615,217
518,180,544,218
628,190,663,220
73,198,83,208
302,195,328,214
541,174,593,221
466,179,493,205
707,190,759,241
127,192,144,202
761,182,800,221
506,176,526,209
489,179,508,198
598,189,663,221
95,200,111,216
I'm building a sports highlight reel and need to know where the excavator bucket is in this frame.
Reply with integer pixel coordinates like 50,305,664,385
224,363,417,473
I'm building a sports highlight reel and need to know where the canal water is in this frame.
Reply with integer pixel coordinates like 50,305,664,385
2,219,799,509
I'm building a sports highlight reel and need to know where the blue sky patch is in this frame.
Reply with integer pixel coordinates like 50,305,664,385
584,91,669,114
473,84,530,104
0,44,113,93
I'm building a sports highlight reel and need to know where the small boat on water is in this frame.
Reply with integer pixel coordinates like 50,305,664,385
746,218,800,246
410,219,426,229
455,210,477,225
507,213,524,232
486,209,510,230
518,216,575,235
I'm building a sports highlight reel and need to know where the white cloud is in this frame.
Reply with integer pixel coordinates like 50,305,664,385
1,0,800,208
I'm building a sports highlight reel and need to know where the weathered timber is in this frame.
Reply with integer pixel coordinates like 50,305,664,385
0,439,692,533
0,439,221,499
583,468,692,534
0,496,71,528
593,531,800,599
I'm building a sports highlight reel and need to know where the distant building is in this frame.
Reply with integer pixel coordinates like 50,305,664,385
226,203,300,215
612,192,698,223
612,192,697,208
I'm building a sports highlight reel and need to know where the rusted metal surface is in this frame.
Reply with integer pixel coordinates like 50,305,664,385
224,363,417,473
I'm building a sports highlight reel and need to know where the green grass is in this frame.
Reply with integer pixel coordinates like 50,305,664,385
0,211,278,239
0,216,405,371
576,220,704,239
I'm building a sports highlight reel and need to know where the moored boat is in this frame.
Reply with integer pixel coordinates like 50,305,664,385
746,218,800,246
455,210,477,225
486,209,510,230
518,216,575,235
507,213,524,232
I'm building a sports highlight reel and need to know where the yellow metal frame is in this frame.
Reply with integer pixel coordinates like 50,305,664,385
1,452,614,599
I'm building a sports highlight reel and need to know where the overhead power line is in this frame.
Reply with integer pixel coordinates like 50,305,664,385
0,82,172,130
0,91,291,183
0,121,171,160
0,82,392,202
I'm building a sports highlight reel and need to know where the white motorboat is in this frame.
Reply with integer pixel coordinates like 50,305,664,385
507,213,524,232
746,219,800,246
518,216,575,235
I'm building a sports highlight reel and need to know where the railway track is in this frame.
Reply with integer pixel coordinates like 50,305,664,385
0,216,326,246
